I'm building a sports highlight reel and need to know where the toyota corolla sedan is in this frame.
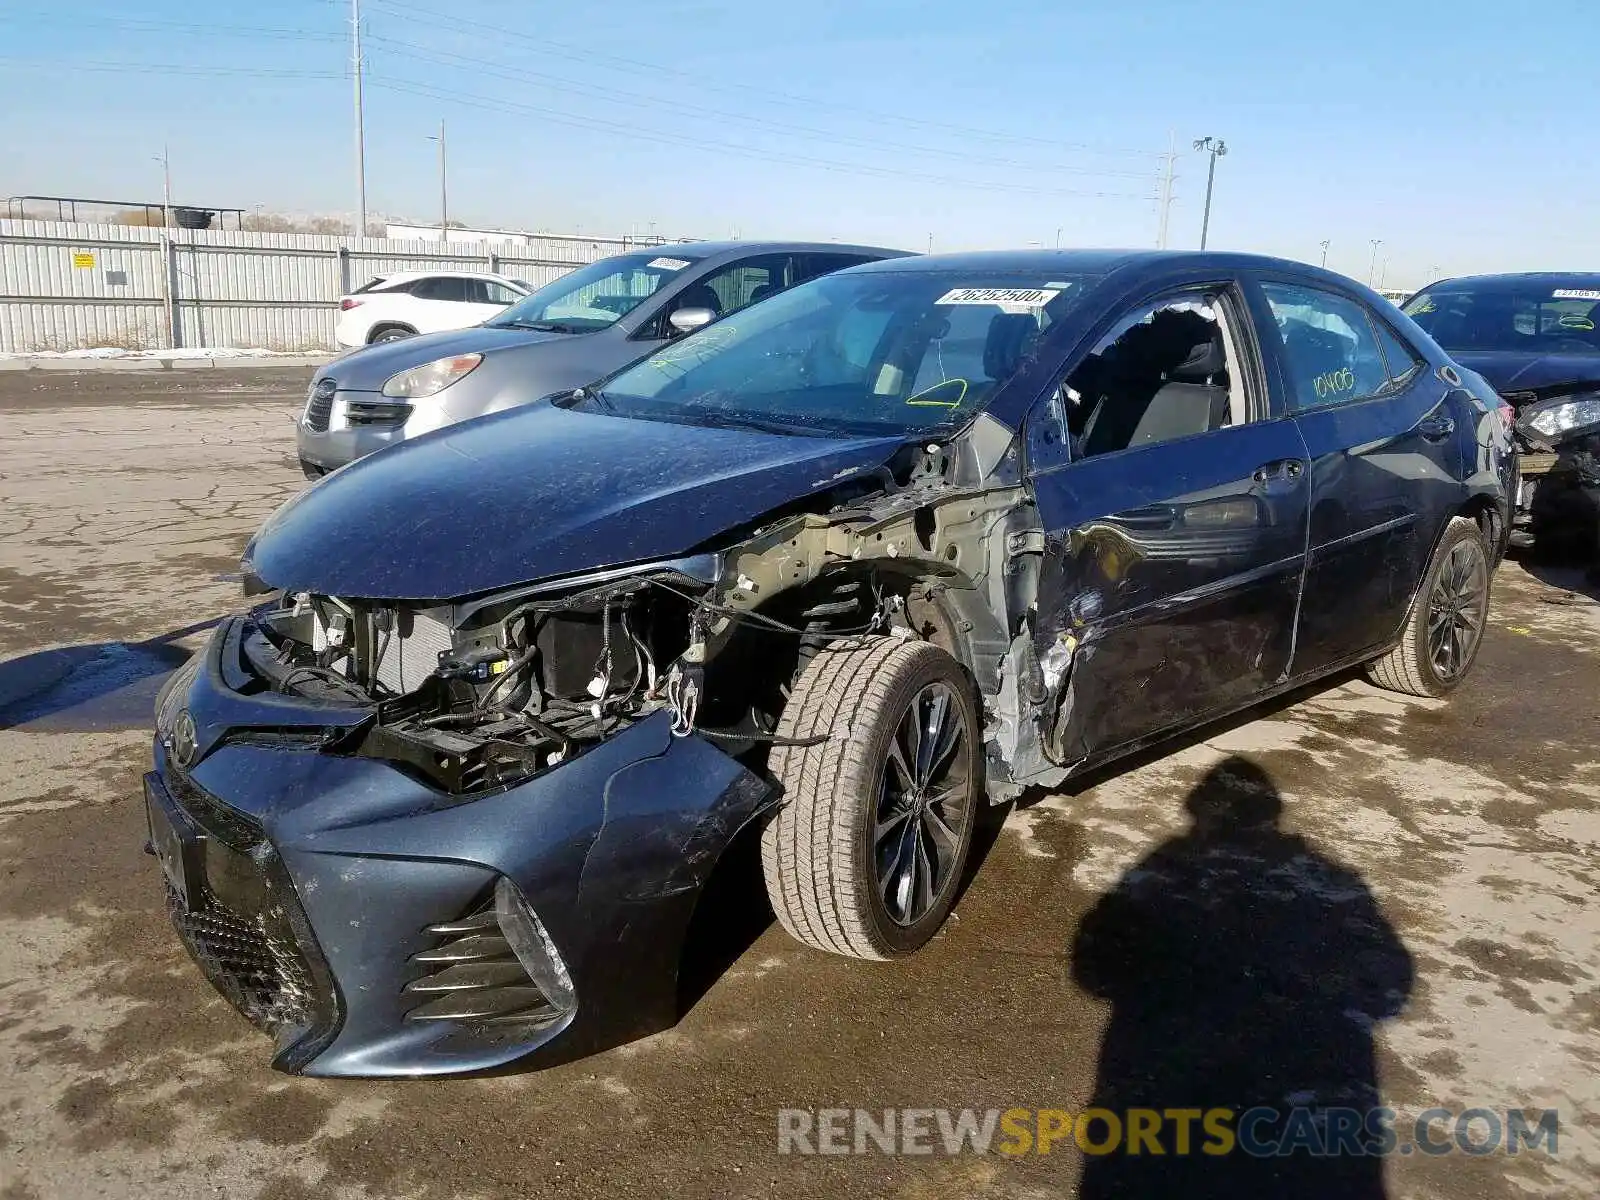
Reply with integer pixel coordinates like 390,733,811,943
148,250,1511,1077
297,240,904,477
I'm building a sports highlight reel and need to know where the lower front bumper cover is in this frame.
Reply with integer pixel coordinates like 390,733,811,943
148,618,775,1077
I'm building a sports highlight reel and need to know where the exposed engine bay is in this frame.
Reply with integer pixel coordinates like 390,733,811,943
240,426,1053,798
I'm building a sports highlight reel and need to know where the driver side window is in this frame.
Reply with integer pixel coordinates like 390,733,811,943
1059,290,1247,460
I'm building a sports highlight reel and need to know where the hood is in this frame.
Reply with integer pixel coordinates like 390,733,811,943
1450,351,1600,401
324,324,574,390
244,404,907,600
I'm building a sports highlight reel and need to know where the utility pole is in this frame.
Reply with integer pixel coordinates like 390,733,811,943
156,144,172,227
927,233,934,254
1156,131,1177,249
429,120,448,239
1193,136,1227,250
1055,226,1063,249
351,0,367,236
1319,239,1330,268
1368,239,1383,287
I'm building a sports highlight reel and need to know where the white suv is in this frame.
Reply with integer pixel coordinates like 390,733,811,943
334,271,532,348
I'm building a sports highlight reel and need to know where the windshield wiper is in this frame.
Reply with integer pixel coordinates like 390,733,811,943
687,410,821,437
497,319,585,333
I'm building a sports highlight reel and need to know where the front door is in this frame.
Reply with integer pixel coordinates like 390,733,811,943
1029,283,1310,764
1249,278,1467,674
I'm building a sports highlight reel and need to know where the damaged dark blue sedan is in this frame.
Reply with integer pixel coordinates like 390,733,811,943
146,250,1513,1077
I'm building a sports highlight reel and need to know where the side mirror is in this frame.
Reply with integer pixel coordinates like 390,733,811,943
668,307,715,335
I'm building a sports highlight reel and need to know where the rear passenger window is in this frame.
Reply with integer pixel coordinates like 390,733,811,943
1260,283,1390,409
795,253,875,283
414,277,470,303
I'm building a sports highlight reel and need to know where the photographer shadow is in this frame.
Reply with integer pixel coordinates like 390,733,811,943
1070,756,1413,1199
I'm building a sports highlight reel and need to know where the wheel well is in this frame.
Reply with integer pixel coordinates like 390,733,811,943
1458,494,1504,554
367,322,416,342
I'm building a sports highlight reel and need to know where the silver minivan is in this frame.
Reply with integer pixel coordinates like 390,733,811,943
297,240,905,475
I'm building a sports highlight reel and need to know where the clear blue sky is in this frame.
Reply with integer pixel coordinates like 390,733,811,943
3,0,1597,288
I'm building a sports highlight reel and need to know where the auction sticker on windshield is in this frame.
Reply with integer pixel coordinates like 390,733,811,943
937,287,1062,306
1552,289,1600,301
649,257,691,271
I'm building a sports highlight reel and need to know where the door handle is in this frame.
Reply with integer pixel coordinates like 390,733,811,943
1417,413,1456,442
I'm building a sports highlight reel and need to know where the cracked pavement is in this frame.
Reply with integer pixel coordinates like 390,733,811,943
0,369,1596,1199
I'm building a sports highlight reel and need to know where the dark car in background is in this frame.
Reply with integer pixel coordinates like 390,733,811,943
149,250,1510,1077
1403,273,1600,562
296,240,906,476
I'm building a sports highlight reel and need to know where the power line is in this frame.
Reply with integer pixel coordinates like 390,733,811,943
0,12,343,40
366,35,1154,181
366,74,1152,201
0,57,343,78
365,0,1156,160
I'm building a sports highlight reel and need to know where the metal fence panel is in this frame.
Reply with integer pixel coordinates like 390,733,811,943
0,218,657,352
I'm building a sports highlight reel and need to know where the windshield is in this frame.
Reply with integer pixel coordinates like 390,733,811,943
584,269,1091,437
487,250,704,332
1404,282,1600,355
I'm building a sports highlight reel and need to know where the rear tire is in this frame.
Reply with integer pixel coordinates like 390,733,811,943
368,324,415,344
760,637,980,960
1365,516,1492,697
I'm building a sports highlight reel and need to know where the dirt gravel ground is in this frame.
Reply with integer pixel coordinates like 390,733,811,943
0,369,1596,1199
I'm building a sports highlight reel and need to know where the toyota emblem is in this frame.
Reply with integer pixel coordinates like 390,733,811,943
170,710,199,768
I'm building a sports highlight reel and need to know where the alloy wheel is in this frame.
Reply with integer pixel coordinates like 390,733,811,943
874,682,972,926
1427,537,1489,682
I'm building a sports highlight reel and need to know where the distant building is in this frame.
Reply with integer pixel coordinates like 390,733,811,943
383,221,667,248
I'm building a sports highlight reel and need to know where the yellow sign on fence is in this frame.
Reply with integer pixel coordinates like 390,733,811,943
71,252,96,269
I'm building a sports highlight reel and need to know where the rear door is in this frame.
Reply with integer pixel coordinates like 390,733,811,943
1028,279,1311,763
1248,277,1465,675
461,278,522,326
407,276,480,333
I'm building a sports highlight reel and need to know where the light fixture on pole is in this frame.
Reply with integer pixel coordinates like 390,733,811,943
1192,136,1227,250
1319,239,1330,268
1368,239,1383,287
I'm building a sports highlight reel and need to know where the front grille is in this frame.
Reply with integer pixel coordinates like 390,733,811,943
161,770,340,1061
303,380,336,432
168,882,316,1031
404,905,560,1025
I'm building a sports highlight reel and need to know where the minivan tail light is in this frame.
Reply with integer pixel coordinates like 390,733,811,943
340,298,362,311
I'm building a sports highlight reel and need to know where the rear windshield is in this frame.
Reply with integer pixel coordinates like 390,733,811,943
1404,282,1600,354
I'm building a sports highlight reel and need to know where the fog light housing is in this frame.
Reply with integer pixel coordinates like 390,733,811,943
494,877,576,1013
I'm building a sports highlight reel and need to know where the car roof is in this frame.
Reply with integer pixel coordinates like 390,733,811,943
1418,271,1600,292
368,270,524,286
847,247,1338,278
650,240,909,261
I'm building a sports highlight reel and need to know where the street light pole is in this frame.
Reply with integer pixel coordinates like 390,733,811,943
1368,239,1383,287
429,120,448,241
1319,239,1330,268
156,144,172,227
351,0,367,236
1193,136,1227,250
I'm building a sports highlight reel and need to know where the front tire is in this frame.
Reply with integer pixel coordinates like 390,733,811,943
368,324,415,344
1366,516,1492,697
761,638,980,960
